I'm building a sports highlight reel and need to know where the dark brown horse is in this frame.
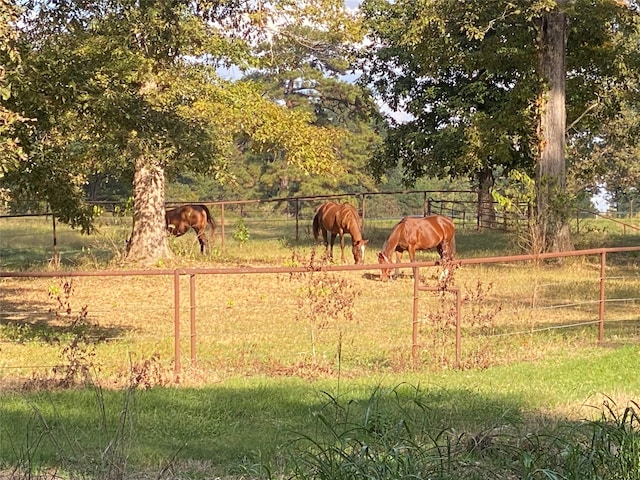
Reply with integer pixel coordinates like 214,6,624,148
377,215,455,280
165,204,216,254
312,201,369,264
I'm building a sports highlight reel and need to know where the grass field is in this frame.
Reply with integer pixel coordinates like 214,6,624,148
0,213,639,478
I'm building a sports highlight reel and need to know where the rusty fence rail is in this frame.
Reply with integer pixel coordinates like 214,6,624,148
412,245,640,368
1,245,639,380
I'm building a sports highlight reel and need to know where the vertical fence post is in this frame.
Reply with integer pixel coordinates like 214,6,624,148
51,214,60,268
295,198,300,241
599,251,606,342
361,193,366,234
220,203,225,250
454,288,461,369
174,270,181,382
190,273,197,366
412,267,420,369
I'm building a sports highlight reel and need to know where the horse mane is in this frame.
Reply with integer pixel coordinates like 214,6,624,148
340,204,362,238
381,218,405,256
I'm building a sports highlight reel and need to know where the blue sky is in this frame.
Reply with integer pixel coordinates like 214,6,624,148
217,0,363,81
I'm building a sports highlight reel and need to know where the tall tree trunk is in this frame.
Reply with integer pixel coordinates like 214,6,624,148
535,5,573,253
126,155,173,263
477,166,496,229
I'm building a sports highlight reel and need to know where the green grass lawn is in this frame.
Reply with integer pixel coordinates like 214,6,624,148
1,345,639,478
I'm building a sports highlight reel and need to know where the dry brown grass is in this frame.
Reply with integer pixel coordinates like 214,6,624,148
2,214,639,388
1,247,638,389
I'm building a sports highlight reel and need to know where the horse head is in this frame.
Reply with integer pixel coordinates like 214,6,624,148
377,251,392,280
352,239,369,264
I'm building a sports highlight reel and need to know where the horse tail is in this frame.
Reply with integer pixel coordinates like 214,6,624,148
200,204,217,236
445,216,456,259
448,234,456,259
312,210,321,243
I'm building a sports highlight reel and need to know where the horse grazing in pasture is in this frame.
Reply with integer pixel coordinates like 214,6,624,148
312,201,369,264
377,215,455,280
165,204,217,254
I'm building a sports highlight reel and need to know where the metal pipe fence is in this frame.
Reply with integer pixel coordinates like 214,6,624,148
1,245,638,382
3,191,638,259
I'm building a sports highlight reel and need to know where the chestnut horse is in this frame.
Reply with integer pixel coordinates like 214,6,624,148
312,201,369,264
165,204,216,254
377,215,455,280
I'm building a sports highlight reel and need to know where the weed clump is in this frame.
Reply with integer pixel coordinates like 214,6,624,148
286,388,640,480
293,249,360,366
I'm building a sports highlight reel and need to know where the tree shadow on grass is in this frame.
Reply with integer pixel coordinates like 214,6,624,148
2,374,638,478
0,382,525,473
0,285,126,344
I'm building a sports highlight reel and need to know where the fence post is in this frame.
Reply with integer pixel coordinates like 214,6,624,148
361,193,366,234
599,251,606,342
220,203,225,250
51,214,60,268
454,287,461,368
295,198,300,241
174,269,181,382
190,274,197,366
412,267,420,368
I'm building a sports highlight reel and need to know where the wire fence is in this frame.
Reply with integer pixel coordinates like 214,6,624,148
0,246,638,384
2,192,639,270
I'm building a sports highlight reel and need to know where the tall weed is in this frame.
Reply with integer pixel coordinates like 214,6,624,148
285,388,640,480
286,386,471,480
293,250,360,364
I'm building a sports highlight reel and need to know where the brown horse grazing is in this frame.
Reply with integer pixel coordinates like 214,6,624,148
165,204,216,254
312,201,369,264
377,215,455,280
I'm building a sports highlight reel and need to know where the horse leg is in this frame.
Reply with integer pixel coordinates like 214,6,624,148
318,228,329,257
196,228,208,254
394,251,402,279
329,233,337,261
438,240,454,262
199,233,209,254
408,248,417,278
339,232,346,263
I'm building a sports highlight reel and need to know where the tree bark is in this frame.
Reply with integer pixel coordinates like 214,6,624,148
126,155,173,263
477,166,496,229
535,5,573,253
